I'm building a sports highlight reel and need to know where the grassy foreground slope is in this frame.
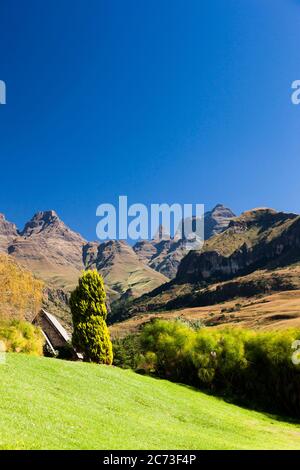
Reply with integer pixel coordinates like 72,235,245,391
0,354,300,450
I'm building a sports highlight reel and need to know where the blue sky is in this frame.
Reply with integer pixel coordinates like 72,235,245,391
0,0,299,240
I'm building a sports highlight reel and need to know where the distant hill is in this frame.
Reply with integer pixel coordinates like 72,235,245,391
203,203,236,238
83,239,168,302
0,204,235,303
4,205,300,332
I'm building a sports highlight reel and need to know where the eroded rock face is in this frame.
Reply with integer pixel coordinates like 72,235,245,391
20,210,85,269
21,210,84,244
204,204,236,238
176,208,300,284
134,238,186,279
118,208,300,320
133,204,235,279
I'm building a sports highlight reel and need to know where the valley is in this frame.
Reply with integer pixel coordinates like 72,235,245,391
110,288,300,338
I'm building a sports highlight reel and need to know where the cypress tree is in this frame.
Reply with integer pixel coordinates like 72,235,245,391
70,270,113,364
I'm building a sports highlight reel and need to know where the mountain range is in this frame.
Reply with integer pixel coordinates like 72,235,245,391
0,203,234,299
1,204,300,332
116,207,300,326
133,203,235,278
0,211,166,306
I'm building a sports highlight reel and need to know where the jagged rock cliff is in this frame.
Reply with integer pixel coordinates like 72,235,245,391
115,208,300,321
176,208,300,283
133,204,235,278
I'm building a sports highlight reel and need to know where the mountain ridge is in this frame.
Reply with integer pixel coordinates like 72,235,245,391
113,207,300,323
0,210,169,313
133,203,235,278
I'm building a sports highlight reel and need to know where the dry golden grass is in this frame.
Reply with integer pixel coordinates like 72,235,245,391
110,289,300,339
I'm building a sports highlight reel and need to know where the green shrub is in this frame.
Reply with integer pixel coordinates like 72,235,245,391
113,334,142,369
241,329,300,416
138,319,300,418
70,270,113,364
0,320,44,355
140,319,196,382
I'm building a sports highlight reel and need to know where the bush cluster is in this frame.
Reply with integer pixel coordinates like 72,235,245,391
0,320,44,355
115,320,300,418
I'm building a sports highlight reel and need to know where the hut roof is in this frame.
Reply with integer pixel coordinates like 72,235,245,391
34,309,70,343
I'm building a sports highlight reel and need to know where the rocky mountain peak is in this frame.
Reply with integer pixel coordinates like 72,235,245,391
0,213,18,251
20,210,85,243
21,210,58,235
0,213,17,231
133,203,236,279
210,203,236,218
153,225,170,240
204,203,236,238
176,206,300,284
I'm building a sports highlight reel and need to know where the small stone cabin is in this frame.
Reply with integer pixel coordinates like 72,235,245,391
32,309,81,359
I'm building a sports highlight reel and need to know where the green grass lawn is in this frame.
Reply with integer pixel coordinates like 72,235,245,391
0,353,299,450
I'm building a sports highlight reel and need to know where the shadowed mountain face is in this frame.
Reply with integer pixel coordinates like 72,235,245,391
133,204,235,278
133,238,187,279
21,210,84,243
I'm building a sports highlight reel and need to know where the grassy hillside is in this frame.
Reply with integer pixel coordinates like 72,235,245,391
112,265,300,328
110,288,300,338
0,354,299,450
84,240,168,302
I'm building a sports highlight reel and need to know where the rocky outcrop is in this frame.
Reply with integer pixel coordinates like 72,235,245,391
204,204,236,238
0,213,19,251
176,208,300,284
20,210,85,268
115,208,300,321
133,204,235,278
134,238,187,278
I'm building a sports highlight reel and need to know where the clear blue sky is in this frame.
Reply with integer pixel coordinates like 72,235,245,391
0,0,299,240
